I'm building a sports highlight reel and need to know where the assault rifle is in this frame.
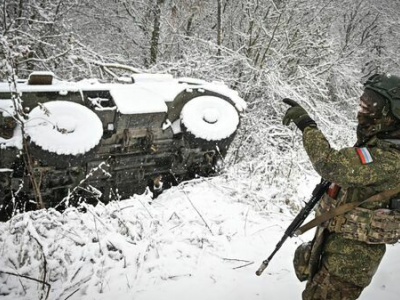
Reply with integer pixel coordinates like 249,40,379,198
255,179,331,276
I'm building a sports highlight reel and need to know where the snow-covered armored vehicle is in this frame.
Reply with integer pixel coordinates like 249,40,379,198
0,71,245,215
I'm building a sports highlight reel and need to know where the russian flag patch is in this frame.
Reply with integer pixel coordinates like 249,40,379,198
356,147,373,164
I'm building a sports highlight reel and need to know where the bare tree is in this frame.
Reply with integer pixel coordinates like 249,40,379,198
0,38,45,209
150,0,166,65
0,0,78,77
2,0,400,199
217,0,222,55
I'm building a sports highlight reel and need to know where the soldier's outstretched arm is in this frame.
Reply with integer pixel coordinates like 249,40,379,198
302,126,400,189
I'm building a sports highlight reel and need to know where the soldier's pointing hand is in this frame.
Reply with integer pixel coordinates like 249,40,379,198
282,98,317,132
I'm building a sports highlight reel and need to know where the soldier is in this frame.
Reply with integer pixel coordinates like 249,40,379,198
283,73,400,299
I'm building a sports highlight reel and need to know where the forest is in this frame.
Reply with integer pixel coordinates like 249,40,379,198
1,0,400,220
1,1,400,299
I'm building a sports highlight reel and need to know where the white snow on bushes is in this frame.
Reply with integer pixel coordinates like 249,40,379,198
25,101,103,155
0,178,398,300
181,96,239,141
0,178,303,300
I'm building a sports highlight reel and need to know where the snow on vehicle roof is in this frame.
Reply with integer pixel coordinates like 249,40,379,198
29,71,55,77
0,73,246,113
134,79,247,113
0,73,246,149
109,84,168,114
131,73,173,82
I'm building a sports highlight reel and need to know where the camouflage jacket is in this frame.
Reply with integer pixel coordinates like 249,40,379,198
302,126,400,210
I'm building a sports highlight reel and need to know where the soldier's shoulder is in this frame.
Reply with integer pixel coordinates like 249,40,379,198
336,143,399,167
368,140,400,165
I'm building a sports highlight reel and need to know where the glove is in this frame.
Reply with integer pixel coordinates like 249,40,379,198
282,98,317,131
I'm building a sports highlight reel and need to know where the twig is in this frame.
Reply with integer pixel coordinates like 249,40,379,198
222,257,252,263
133,196,153,219
70,265,82,283
233,261,254,269
168,273,192,280
84,204,109,229
244,207,250,235
93,215,103,255
63,289,79,300
125,275,131,289
55,160,110,209
1,38,45,209
110,205,136,213
29,234,48,299
58,272,92,300
75,56,142,74
181,189,213,235
7,259,27,294
0,271,51,299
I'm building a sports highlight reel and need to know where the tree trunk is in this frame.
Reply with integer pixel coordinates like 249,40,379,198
217,0,222,56
150,0,165,65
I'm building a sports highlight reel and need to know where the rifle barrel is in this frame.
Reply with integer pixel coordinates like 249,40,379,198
255,234,288,276
255,180,331,276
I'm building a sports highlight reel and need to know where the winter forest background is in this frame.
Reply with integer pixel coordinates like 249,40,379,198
1,0,400,299
3,0,400,193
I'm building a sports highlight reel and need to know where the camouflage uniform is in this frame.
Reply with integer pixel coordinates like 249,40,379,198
301,126,400,300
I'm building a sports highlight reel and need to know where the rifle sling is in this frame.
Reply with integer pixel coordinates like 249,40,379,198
296,184,400,236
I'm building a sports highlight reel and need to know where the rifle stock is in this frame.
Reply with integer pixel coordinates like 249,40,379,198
255,180,331,276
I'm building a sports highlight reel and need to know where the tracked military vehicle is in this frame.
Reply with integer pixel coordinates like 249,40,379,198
0,71,245,215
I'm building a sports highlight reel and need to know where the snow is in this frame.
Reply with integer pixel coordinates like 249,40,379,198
178,77,208,85
25,101,103,155
1,73,246,153
132,81,189,103
0,100,22,149
0,178,301,300
119,78,247,114
29,71,55,77
0,100,15,118
109,85,168,114
199,82,247,112
171,118,182,134
0,75,246,115
1,71,398,300
0,177,398,300
0,126,22,149
132,74,174,82
181,96,240,141
28,71,55,80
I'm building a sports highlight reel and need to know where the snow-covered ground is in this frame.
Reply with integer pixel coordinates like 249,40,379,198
0,175,399,300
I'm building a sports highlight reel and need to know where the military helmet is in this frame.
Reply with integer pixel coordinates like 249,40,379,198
364,73,400,120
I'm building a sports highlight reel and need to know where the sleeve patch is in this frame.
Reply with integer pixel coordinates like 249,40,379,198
355,147,373,164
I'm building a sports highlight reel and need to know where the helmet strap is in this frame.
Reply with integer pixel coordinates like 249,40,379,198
382,100,390,117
